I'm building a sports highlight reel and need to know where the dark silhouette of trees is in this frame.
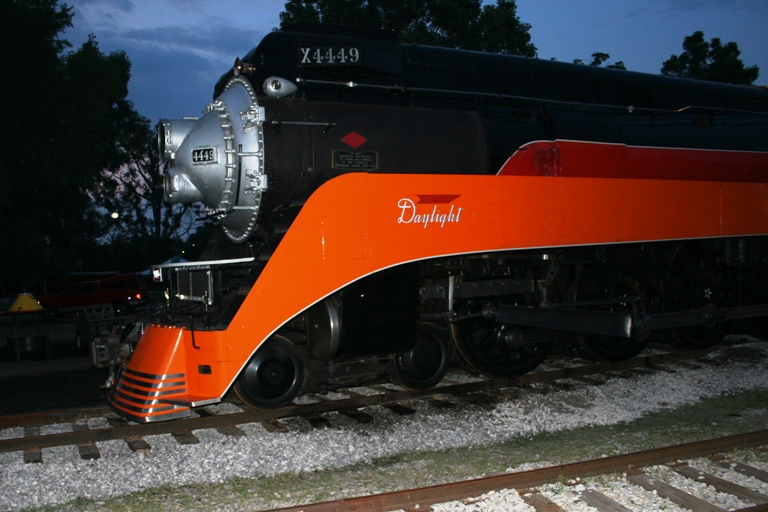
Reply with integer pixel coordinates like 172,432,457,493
0,0,135,293
0,0,202,294
572,52,626,70
280,0,536,56
89,106,206,272
661,30,759,85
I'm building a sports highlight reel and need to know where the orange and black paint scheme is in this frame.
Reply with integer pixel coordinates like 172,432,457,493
105,23,768,423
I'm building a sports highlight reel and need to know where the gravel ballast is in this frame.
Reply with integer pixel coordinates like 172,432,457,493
1,339,767,511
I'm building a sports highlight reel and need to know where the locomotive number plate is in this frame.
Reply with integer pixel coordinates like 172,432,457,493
192,147,216,164
299,47,361,66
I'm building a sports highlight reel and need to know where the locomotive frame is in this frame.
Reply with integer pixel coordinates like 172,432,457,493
97,23,768,423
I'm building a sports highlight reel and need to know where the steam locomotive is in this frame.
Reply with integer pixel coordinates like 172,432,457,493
98,23,768,423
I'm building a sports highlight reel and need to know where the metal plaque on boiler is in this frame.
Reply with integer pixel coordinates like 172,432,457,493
332,150,378,170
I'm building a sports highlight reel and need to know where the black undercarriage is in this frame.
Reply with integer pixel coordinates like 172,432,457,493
145,234,768,409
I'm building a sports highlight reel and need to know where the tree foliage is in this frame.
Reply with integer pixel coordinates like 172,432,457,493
280,0,536,56
0,0,217,294
661,30,759,85
90,106,206,272
0,0,129,292
572,52,626,70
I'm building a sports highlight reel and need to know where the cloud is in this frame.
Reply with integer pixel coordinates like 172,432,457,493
63,0,278,122
123,23,266,121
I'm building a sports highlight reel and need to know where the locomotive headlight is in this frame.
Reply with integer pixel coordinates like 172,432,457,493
158,76,267,244
263,76,297,98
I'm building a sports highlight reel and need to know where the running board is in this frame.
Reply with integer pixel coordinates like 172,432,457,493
496,303,768,339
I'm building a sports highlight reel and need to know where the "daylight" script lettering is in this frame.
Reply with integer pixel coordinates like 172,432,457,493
397,198,464,228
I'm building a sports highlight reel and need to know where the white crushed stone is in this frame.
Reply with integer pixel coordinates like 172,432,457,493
0,427,22,440
431,488,533,511
688,457,768,495
589,476,686,511
0,341,766,511
643,464,752,510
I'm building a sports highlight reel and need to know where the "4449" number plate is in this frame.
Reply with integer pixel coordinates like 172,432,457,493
192,147,216,164
299,47,361,66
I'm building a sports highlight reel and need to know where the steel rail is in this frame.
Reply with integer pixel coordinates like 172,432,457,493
0,348,714,454
264,430,768,512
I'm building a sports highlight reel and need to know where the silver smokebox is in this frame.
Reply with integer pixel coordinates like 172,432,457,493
158,76,267,244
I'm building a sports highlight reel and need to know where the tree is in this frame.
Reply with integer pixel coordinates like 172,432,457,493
89,104,207,272
279,0,536,56
573,52,626,70
661,31,759,85
474,0,536,56
0,0,132,293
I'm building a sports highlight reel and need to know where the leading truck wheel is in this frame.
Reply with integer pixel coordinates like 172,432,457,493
234,335,306,409
391,324,451,390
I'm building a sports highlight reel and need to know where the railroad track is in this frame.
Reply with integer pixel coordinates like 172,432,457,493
0,347,721,463
265,430,768,512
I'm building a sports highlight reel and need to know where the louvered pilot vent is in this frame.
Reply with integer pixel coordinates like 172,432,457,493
108,368,191,422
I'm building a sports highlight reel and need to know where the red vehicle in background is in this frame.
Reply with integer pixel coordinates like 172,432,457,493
39,273,147,316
